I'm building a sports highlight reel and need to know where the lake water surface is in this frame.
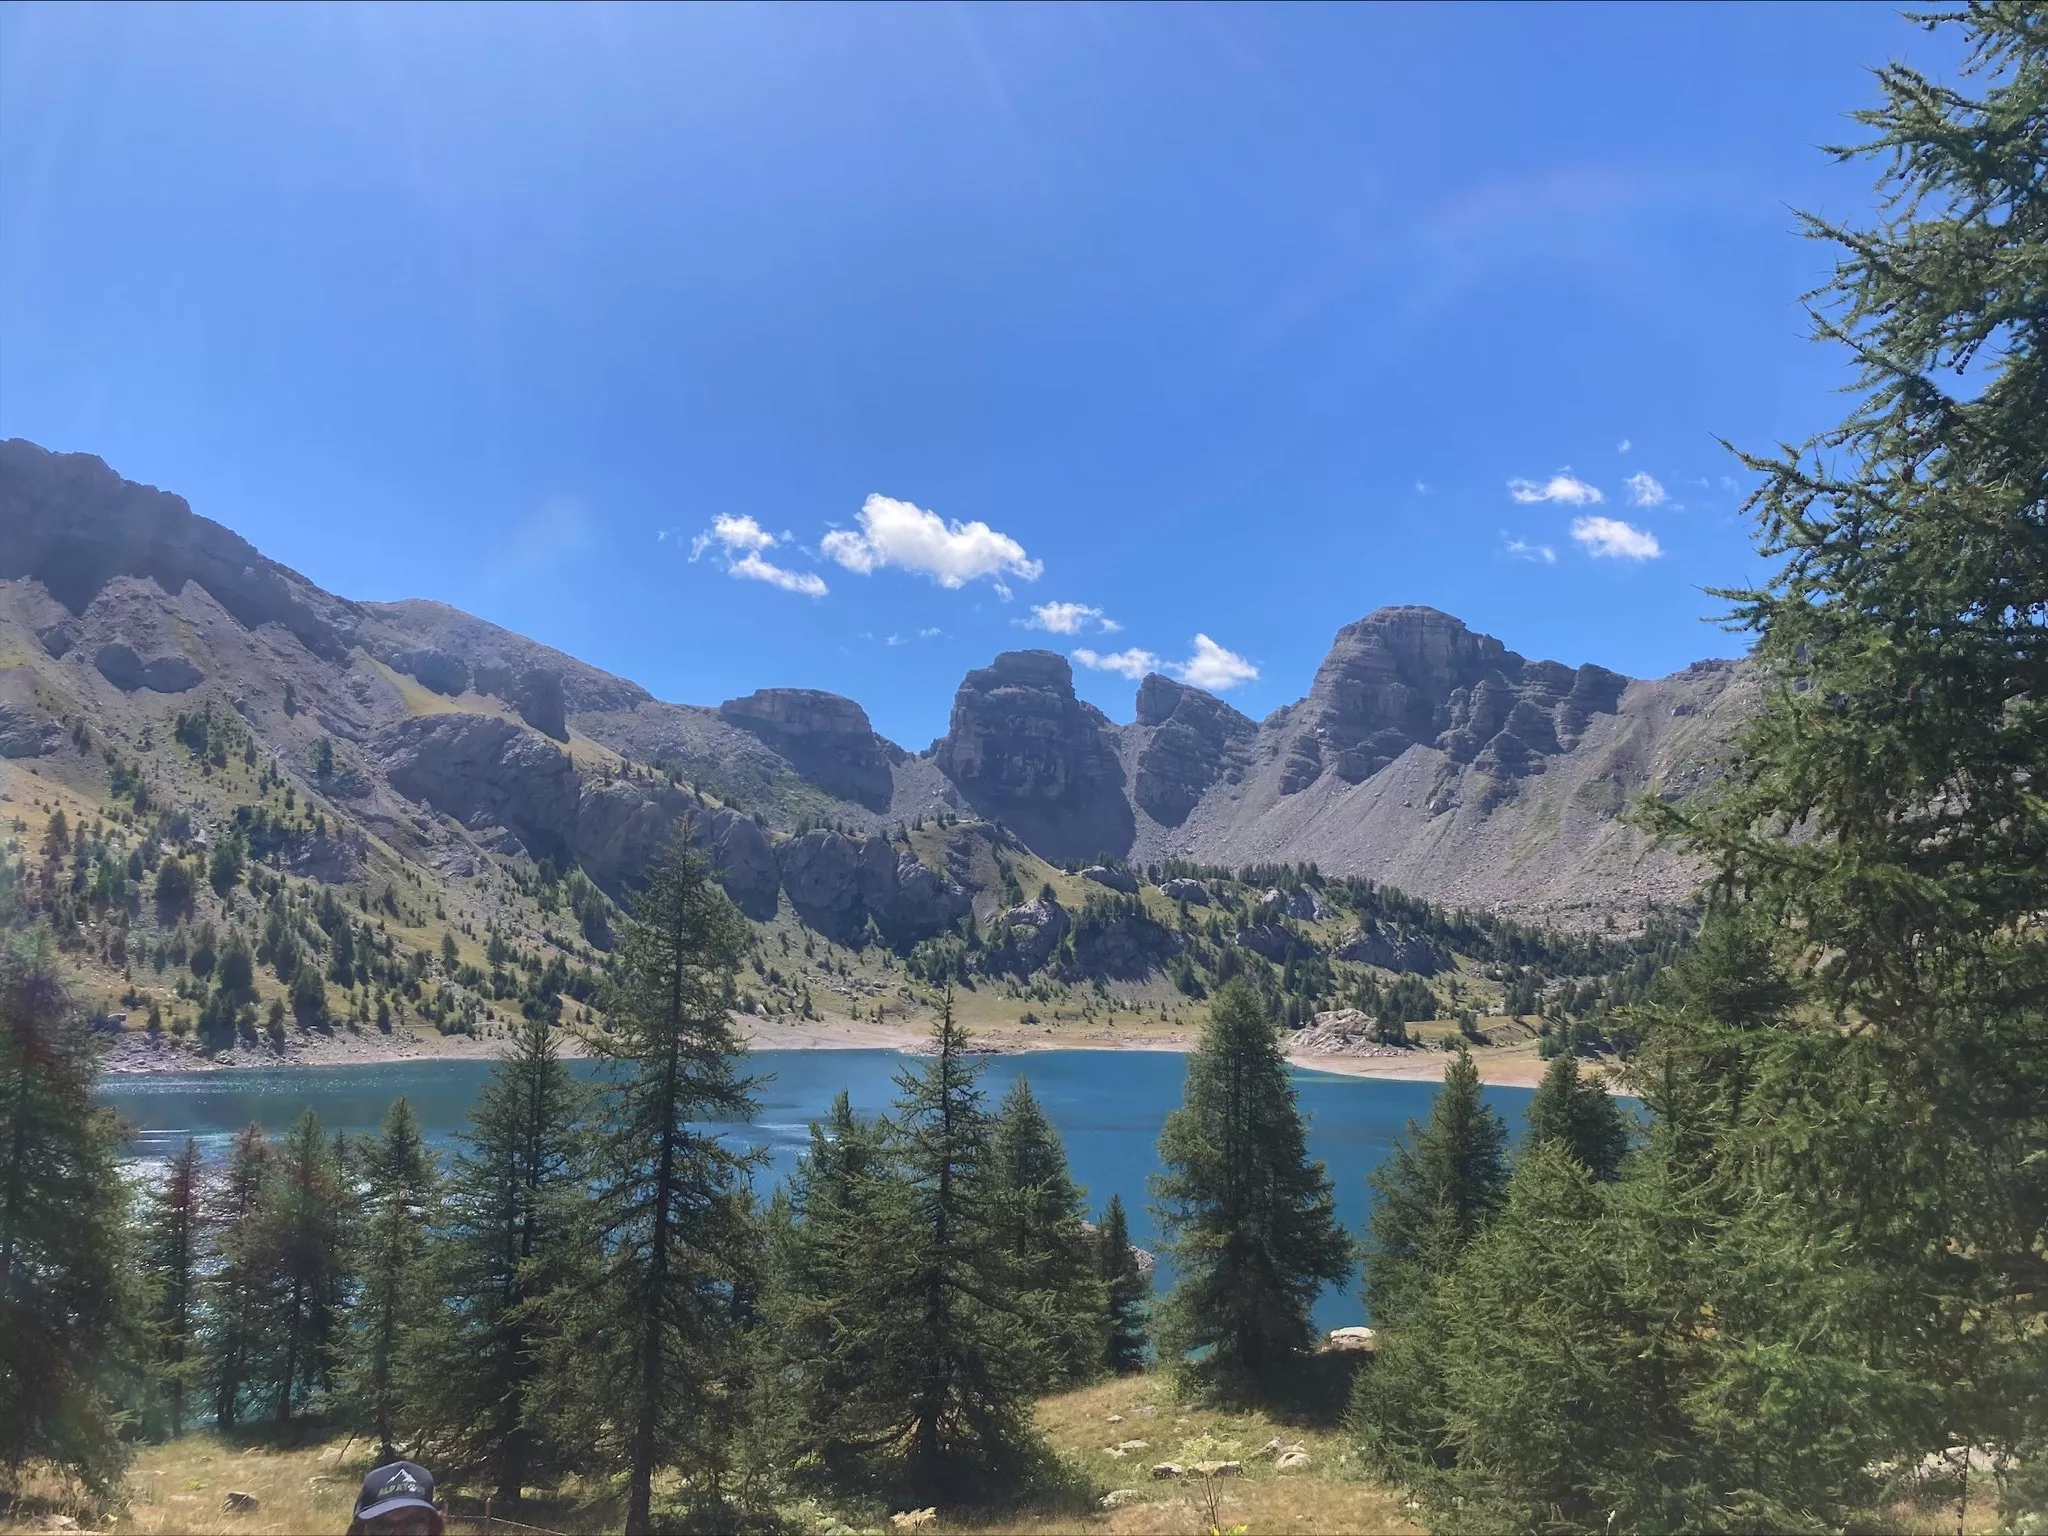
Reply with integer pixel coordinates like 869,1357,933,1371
101,1049,1533,1330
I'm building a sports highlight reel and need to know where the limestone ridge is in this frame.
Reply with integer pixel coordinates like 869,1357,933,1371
0,439,1751,923
932,650,1135,865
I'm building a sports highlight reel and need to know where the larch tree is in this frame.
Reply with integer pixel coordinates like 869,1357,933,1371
1152,978,1353,1404
341,1096,437,1462
1524,1052,1631,1181
0,935,133,1494
140,1137,206,1437
1095,1192,1151,1376
205,1123,273,1429
989,1076,1104,1390
582,836,761,1535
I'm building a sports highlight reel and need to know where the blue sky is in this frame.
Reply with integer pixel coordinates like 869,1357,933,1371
0,3,1960,747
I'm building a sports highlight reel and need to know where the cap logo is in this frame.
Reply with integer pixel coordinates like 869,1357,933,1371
384,1469,422,1494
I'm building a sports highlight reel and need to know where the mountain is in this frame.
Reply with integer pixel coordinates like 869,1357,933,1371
0,439,1749,929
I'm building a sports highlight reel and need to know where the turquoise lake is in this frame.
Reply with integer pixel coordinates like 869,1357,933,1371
100,1049,1534,1331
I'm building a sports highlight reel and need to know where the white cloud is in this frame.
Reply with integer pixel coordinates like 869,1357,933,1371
1571,516,1662,560
1415,480,1430,494
822,493,1042,589
1510,473,1604,506
690,513,778,560
1175,634,1259,690
1617,438,1632,454
1024,601,1117,635
1505,537,1557,564
729,552,828,596
1624,471,1668,508
1074,646,1161,680
1074,633,1259,690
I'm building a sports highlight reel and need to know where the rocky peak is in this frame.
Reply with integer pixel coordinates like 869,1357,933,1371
1277,606,1630,793
717,687,897,810
1129,673,1256,826
934,650,1133,862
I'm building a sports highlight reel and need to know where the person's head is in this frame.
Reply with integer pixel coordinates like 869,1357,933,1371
346,1460,443,1536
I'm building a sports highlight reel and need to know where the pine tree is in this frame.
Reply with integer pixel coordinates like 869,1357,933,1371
1524,1052,1630,1181
0,936,133,1493
342,1097,436,1461
205,1123,273,1429
769,1090,898,1490
252,1108,346,1423
433,1014,590,1503
1095,1193,1150,1375
1152,979,1352,1404
582,837,761,1535
990,1076,1104,1389
139,1137,205,1436
1361,1043,1509,1328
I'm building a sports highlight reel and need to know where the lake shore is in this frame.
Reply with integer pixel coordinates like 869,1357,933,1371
100,1009,1568,1089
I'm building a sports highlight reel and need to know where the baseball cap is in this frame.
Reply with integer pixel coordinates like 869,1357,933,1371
354,1461,437,1524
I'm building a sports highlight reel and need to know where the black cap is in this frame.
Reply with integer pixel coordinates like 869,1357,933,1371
354,1461,436,1523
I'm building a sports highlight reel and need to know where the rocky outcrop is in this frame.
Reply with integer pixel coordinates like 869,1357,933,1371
934,651,1133,863
994,897,1069,972
0,669,59,757
1332,925,1445,975
1082,864,1137,894
718,688,896,810
1064,897,1180,979
93,640,203,692
1130,674,1254,825
377,715,581,865
1159,877,1210,905
0,439,360,661
774,830,970,942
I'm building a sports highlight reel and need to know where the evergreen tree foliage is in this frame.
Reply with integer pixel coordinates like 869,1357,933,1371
1524,1052,1631,1181
205,1123,272,1429
340,1097,437,1462
431,1014,590,1503
0,936,133,1493
1152,979,1352,1404
580,837,761,1534
1095,1193,1150,1375
1360,1044,1508,1328
251,1108,347,1424
139,1137,205,1437
990,1076,1104,1390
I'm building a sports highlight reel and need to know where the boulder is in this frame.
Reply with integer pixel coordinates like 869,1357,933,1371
933,651,1133,862
1099,1489,1147,1510
718,688,897,810
888,1509,936,1531
1149,1462,1184,1480
1160,877,1210,905
221,1492,260,1513
1190,1460,1244,1478
1082,863,1137,894
1276,1450,1311,1472
1324,1325,1377,1352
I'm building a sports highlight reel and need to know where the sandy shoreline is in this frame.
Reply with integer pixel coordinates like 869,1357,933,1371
99,1011,1560,1089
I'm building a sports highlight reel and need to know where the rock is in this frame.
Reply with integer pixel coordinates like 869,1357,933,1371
994,897,1069,972
1099,1488,1147,1510
394,647,470,696
221,1492,260,1513
718,688,897,810
690,808,781,918
0,671,59,758
1102,1446,1127,1460
1276,1450,1311,1471
1190,1461,1244,1478
1149,1462,1183,1480
858,839,971,945
1114,1440,1150,1453
1081,863,1137,894
92,640,202,692
1131,673,1255,825
379,714,579,864
777,830,863,934
1323,1325,1377,1352
1331,926,1445,976
1105,1413,1125,1424
889,1508,937,1530
1293,1009,1411,1055
1234,923,1298,962
1160,877,1210,905
933,651,1133,863
1066,902,1181,980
